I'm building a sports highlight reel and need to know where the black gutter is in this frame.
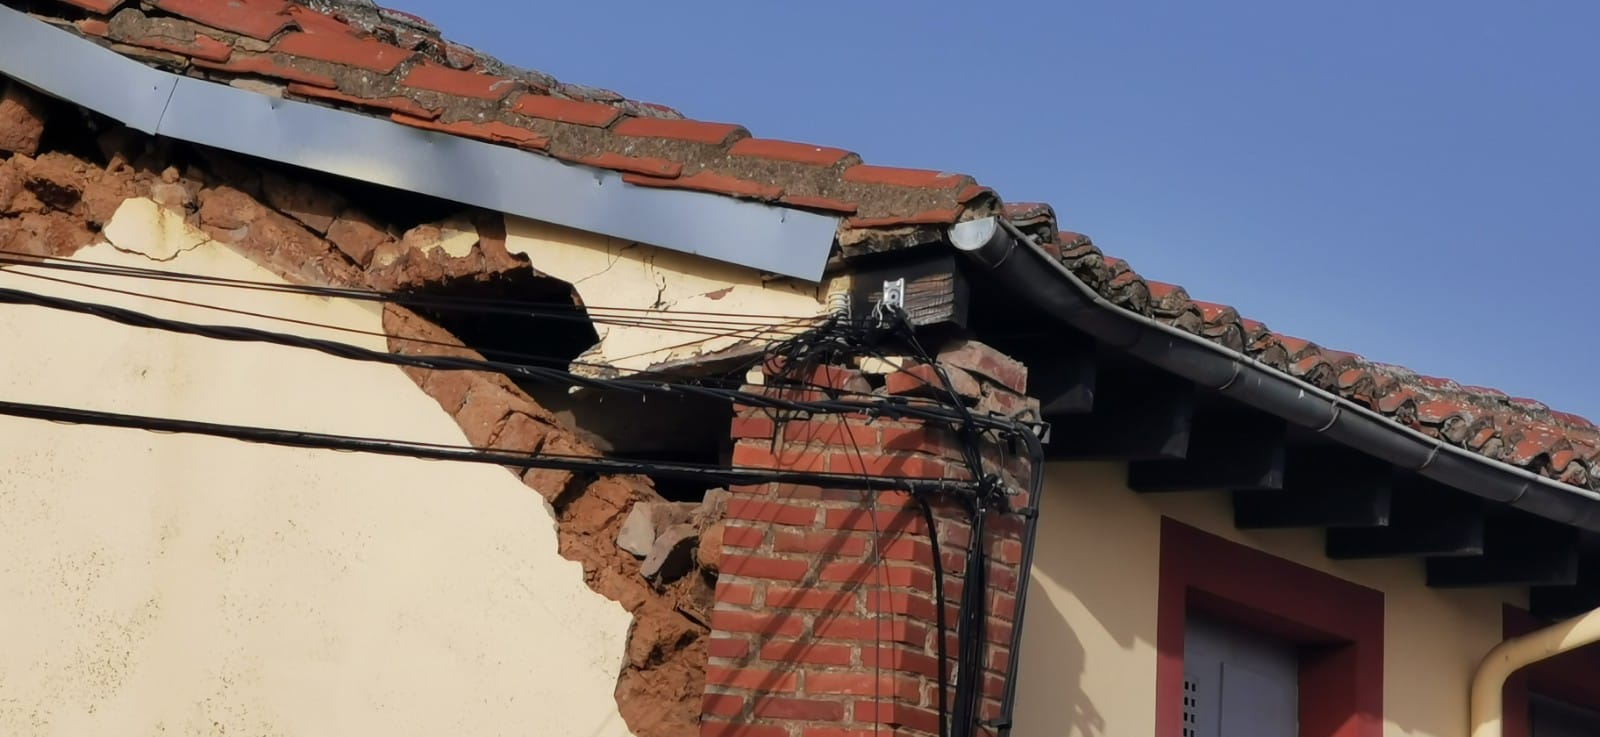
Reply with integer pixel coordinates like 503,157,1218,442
946,215,1600,531
953,212,1600,735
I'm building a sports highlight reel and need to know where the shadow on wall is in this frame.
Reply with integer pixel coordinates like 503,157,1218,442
1012,585,1104,737
1009,462,1168,737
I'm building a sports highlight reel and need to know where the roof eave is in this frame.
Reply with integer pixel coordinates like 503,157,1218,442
948,216,1600,532
0,5,840,281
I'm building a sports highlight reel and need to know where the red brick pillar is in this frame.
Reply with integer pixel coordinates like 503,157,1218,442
703,342,1035,737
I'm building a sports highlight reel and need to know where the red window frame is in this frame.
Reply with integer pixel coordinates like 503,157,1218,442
1155,518,1384,737
1502,604,1600,737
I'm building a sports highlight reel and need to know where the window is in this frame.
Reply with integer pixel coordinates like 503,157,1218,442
1531,696,1600,737
1156,518,1383,737
1182,615,1299,737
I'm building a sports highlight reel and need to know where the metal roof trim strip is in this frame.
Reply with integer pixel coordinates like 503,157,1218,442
0,6,839,281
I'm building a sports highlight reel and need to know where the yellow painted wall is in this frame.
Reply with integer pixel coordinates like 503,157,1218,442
1012,461,1521,737
0,200,635,737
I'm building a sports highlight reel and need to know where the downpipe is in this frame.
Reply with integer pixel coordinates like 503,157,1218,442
1470,606,1600,737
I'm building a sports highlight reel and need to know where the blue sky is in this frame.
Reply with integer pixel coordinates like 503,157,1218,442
389,1,1600,421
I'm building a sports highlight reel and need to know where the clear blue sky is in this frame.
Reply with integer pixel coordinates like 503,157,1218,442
390,1,1600,422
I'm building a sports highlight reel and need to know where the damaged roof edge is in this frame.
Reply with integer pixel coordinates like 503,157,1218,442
0,5,839,282
950,216,1600,532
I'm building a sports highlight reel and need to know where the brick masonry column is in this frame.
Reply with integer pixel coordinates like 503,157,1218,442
702,341,1036,737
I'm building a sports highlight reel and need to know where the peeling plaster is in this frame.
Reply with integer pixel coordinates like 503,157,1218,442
102,197,208,262
503,214,840,373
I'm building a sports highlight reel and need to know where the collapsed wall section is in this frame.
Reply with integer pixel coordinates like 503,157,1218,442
0,76,722,737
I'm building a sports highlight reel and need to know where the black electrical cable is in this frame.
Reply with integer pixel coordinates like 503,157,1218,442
0,397,975,493
919,497,952,737
0,266,909,402
0,251,821,329
0,284,1032,434
0,271,1049,733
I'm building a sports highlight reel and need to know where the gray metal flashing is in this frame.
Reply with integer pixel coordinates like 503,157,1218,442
951,216,1600,532
0,6,840,281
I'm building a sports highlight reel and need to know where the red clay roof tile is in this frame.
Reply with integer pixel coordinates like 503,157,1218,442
613,117,747,145
57,0,124,14
193,54,336,88
570,152,682,178
846,208,966,228
286,83,439,120
116,27,233,63
512,93,621,127
399,63,518,100
841,164,966,190
778,194,859,214
728,138,852,167
272,32,412,74
150,0,292,41
622,171,782,201
37,0,1599,492
390,113,548,151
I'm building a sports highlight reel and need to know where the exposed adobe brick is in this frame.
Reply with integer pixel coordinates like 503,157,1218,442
273,32,413,73
512,92,622,127
614,117,748,145
0,83,50,157
570,151,684,178
400,62,519,100
151,0,292,41
194,54,338,88
729,138,853,167
286,83,440,120
389,114,548,151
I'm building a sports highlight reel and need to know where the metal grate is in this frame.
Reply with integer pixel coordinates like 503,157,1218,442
1182,677,1199,737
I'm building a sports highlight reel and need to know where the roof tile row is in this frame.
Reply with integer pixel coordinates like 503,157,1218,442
14,0,1599,491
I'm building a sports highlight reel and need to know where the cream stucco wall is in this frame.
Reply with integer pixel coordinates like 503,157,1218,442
1013,461,1521,737
0,200,634,736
